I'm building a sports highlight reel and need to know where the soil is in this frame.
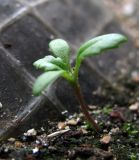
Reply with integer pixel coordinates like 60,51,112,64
0,75,139,160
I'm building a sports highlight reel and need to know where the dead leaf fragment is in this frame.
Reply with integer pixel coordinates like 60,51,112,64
110,110,125,121
15,141,23,148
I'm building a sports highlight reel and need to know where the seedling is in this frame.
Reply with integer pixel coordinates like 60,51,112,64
33,33,127,132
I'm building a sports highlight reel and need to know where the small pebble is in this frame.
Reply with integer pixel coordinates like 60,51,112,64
103,129,108,133
117,139,121,143
24,128,37,136
100,135,111,144
80,128,88,134
36,140,41,144
110,127,120,134
79,113,84,118
135,39,139,48
67,119,78,126
48,146,57,151
8,137,16,142
88,105,97,110
32,147,39,154
61,110,68,115
58,122,66,130
0,102,2,108
65,126,70,130
122,3,135,16
129,102,139,111
4,147,9,152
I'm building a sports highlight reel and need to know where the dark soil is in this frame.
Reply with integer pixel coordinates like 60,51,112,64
0,76,139,160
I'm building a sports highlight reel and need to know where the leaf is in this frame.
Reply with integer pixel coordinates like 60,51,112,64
33,55,67,71
49,39,70,63
33,70,64,96
77,33,127,59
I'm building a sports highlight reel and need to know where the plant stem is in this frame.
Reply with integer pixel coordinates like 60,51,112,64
73,82,100,132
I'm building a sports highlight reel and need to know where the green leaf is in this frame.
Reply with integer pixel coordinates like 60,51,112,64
77,33,127,59
33,55,67,71
49,39,70,63
33,70,63,96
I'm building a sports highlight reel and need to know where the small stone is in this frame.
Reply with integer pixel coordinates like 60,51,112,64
24,128,37,136
36,140,40,144
48,146,57,151
122,3,135,16
79,113,84,118
15,141,23,148
0,102,2,108
67,119,78,125
76,117,81,123
65,126,70,130
80,128,88,134
61,110,68,115
135,39,139,49
117,139,121,143
8,137,16,142
129,102,139,111
32,147,39,154
100,135,111,144
57,122,66,130
103,129,108,133
4,147,9,152
88,105,97,110
110,127,120,134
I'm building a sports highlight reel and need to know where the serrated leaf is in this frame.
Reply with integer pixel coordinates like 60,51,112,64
49,39,70,63
33,70,64,96
33,55,67,71
77,33,127,59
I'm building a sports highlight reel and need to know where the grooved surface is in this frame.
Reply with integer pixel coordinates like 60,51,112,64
36,0,111,45
0,0,25,23
0,49,33,130
0,14,55,77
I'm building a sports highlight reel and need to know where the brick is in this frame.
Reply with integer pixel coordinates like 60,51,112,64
36,0,111,46
0,0,24,24
0,14,55,77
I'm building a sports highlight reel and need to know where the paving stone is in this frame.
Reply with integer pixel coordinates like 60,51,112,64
0,49,33,133
0,0,25,24
36,0,111,46
0,14,55,77
88,21,137,82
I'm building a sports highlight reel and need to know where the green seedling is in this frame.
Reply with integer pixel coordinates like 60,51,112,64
122,123,139,136
33,33,127,132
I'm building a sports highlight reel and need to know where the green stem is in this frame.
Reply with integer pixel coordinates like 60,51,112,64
74,58,81,82
73,82,100,132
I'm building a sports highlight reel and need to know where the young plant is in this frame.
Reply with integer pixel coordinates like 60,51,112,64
33,33,127,132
